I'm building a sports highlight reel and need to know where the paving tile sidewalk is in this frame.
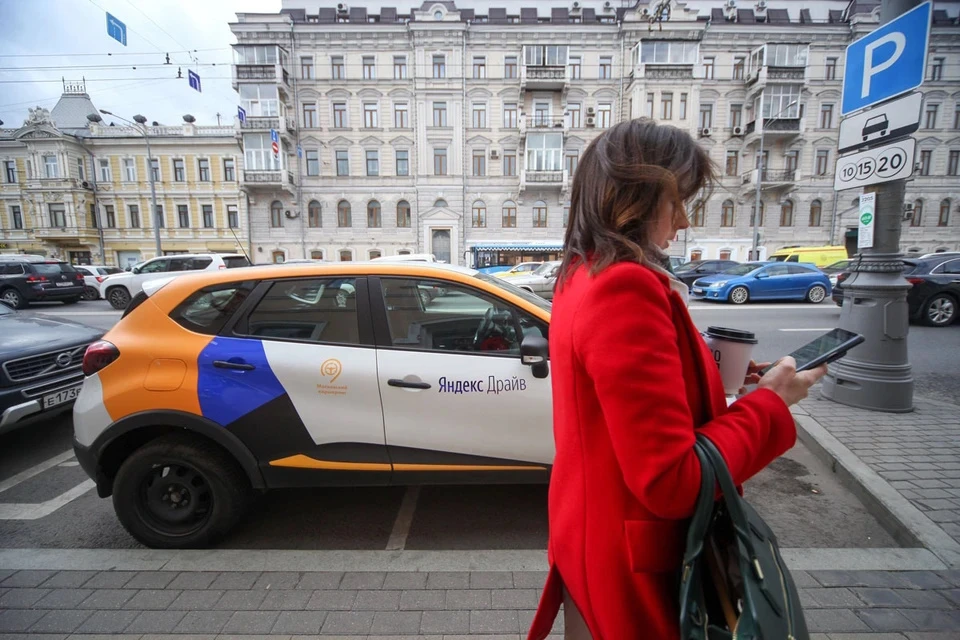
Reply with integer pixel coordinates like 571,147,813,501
1,568,959,637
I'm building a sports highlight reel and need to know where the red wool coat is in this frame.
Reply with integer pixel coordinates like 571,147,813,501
527,261,796,640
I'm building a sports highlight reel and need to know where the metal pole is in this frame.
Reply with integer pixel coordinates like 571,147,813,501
751,129,764,260
142,129,162,256
821,0,918,412
830,188,841,245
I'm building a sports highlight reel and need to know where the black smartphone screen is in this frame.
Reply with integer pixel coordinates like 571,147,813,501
760,328,865,376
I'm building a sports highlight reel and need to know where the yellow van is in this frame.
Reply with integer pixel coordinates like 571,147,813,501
769,246,849,267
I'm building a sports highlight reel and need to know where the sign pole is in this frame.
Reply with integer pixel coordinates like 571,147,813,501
822,0,923,412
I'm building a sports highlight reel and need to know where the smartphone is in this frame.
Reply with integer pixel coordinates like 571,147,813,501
759,328,865,376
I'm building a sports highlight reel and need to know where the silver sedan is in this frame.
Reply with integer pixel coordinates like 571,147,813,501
509,261,561,300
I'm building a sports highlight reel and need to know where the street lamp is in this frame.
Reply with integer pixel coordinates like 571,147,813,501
94,110,162,256
750,98,798,261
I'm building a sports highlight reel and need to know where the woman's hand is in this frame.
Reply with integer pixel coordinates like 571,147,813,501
757,356,828,407
737,360,770,395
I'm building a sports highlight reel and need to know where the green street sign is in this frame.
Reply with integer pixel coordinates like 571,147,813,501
860,211,874,225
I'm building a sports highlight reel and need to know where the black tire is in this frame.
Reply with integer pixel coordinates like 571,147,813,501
82,286,100,301
0,288,25,309
106,286,131,310
112,433,251,549
921,293,957,327
728,285,750,305
805,285,827,304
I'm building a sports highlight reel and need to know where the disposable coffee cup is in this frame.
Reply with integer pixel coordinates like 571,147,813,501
702,326,758,396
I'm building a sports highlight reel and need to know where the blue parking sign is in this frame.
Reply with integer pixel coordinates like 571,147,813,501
841,1,931,115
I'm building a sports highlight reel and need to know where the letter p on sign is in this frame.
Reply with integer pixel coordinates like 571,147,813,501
861,32,906,99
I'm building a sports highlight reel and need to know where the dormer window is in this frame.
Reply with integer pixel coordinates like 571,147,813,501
434,10,443,20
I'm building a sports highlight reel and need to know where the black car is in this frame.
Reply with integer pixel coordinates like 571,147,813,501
0,258,86,308
674,259,739,288
832,256,960,327
0,300,104,434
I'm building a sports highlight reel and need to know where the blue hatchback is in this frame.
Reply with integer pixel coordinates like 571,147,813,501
691,262,832,305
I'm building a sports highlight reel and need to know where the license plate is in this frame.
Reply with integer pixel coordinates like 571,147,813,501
56,281,74,287
693,288,704,295
43,385,81,409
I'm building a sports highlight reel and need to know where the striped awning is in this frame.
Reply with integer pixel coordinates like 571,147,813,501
470,242,564,252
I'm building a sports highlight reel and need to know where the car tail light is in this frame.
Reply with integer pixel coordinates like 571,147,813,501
218,264,226,269
25,275,47,283
836,273,849,284
95,276,105,283
75,273,85,280
907,277,924,286
82,340,120,376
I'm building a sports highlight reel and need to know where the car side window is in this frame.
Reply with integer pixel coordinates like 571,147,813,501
239,277,359,345
766,265,790,276
139,259,169,273
171,282,255,335
940,259,960,275
786,255,800,262
190,257,213,270
786,265,813,275
3,264,25,275
380,278,521,355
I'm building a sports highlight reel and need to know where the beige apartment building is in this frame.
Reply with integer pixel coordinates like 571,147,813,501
0,83,246,268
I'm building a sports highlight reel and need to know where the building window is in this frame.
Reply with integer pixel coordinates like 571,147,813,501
532,201,548,228
660,93,673,120
4,160,16,183
102,204,115,228
367,200,381,227
954,105,960,130
120,158,135,182
761,85,802,118
929,57,944,81
567,54,581,79
98,158,111,182
809,200,822,227
816,150,830,176
721,200,735,227
472,103,487,128
308,200,321,228
394,102,409,128
825,57,837,80
49,203,66,227
363,56,376,79
331,55,345,79
396,150,409,176
750,201,765,227
361,102,378,128
599,55,612,79
397,200,411,227
202,204,214,228
76,158,85,181
703,57,715,80
565,150,579,177
89,204,98,228
567,103,581,128
597,103,612,128
679,93,688,120
239,83,279,117
645,93,654,118
525,133,563,172
733,56,745,80
780,201,794,227
128,204,140,228
503,102,518,128
197,158,210,182
699,104,713,129
949,150,960,177
333,102,348,128
394,55,408,79
302,103,317,128
472,150,486,176
939,199,951,227
366,150,379,176
11,205,22,229
690,201,705,227
42,155,58,179
911,200,923,227
502,201,517,228
503,151,517,177
919,149,932,176
155,204,165,228
472,201,486,227
339,250,352,262
505,55,518,79
725,150,739,177
306,150,320,176
785,150,799,175
300,56,314,80
227,204,239,228
338,200,351,227
819,103,834,129
336,150,349,176
178,204,190,228
473,56,486,79
729,104,743,129
434,148,448,175
924,103,939,129
150,158,160,181
223,158,235,181
311,250,324,260
433,101,447,127
270,201,282,228
173,158,185,182
433,54,446,78
272,251,285,264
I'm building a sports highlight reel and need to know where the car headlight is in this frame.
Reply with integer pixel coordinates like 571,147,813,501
829,275,838,286
710,281,727,288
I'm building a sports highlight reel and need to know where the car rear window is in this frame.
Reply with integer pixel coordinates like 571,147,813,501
99,267,122,275
33,262,77,276
223,256,252,269
171,282,255,334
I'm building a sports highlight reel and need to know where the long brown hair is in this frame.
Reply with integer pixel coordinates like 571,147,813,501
558,118,715,286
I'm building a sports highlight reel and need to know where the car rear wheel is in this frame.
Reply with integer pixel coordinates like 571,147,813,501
728,286,750,305
922,294,957,327
806,285,827,304
112,434,251,548
107,286,131,310
82,286,100,301
0,288,25,309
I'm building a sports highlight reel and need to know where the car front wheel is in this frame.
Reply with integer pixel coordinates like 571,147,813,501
112,434,251,548
922,294,957,327
106,286,131,310
806,285,827,304
728,286,750,305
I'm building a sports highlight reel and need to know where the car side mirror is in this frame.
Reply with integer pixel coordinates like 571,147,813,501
132,266,141,274
520,335,549,379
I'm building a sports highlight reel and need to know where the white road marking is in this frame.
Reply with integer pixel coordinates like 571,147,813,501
59,461,81,467
0,479,95,520
0,450,76,494
385,485,421,551
689,305,838,311
779,328,836,332
35,311,121,316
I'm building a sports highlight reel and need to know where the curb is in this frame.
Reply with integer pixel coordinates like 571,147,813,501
791,408,960,569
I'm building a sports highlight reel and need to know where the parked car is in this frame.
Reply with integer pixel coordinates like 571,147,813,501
691,262,831,305
75,265,123,300
100,253,251,310
73,261,552,547
668,256,685,272
673,259,739,288
509,261,561,300
495,262,544,278
0,256,86,309
0,299,104,434
768,246,848,268
820,259,854,288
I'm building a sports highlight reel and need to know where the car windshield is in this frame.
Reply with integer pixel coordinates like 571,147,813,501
720,263,765,276
531,262,557,276
34,262,77,276
475,273,551,312
769,255,789,262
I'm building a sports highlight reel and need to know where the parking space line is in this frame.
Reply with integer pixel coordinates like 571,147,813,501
0,479,95,520
779,328,835,332
0,450,75,494
385,485,420,551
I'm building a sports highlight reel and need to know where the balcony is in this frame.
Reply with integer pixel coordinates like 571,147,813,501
741,168,797,189
744,116,805,142
33,226,99,241
233,65,291,91
520,168,569,192
519,115,567,135
241,170,296,194
635,64,696,81
520,65,569,92
238,115,297,140
745,66,807,94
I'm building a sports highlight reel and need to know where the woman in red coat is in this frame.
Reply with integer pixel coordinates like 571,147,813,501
527,120,826,640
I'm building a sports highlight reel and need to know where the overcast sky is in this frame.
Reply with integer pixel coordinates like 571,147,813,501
0,0,280,129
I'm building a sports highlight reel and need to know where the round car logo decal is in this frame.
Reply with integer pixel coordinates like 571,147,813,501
55,352,73,368
320,358,342,383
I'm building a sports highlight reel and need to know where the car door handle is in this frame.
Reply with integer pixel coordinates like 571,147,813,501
388,379,431,390
213,360,256,371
